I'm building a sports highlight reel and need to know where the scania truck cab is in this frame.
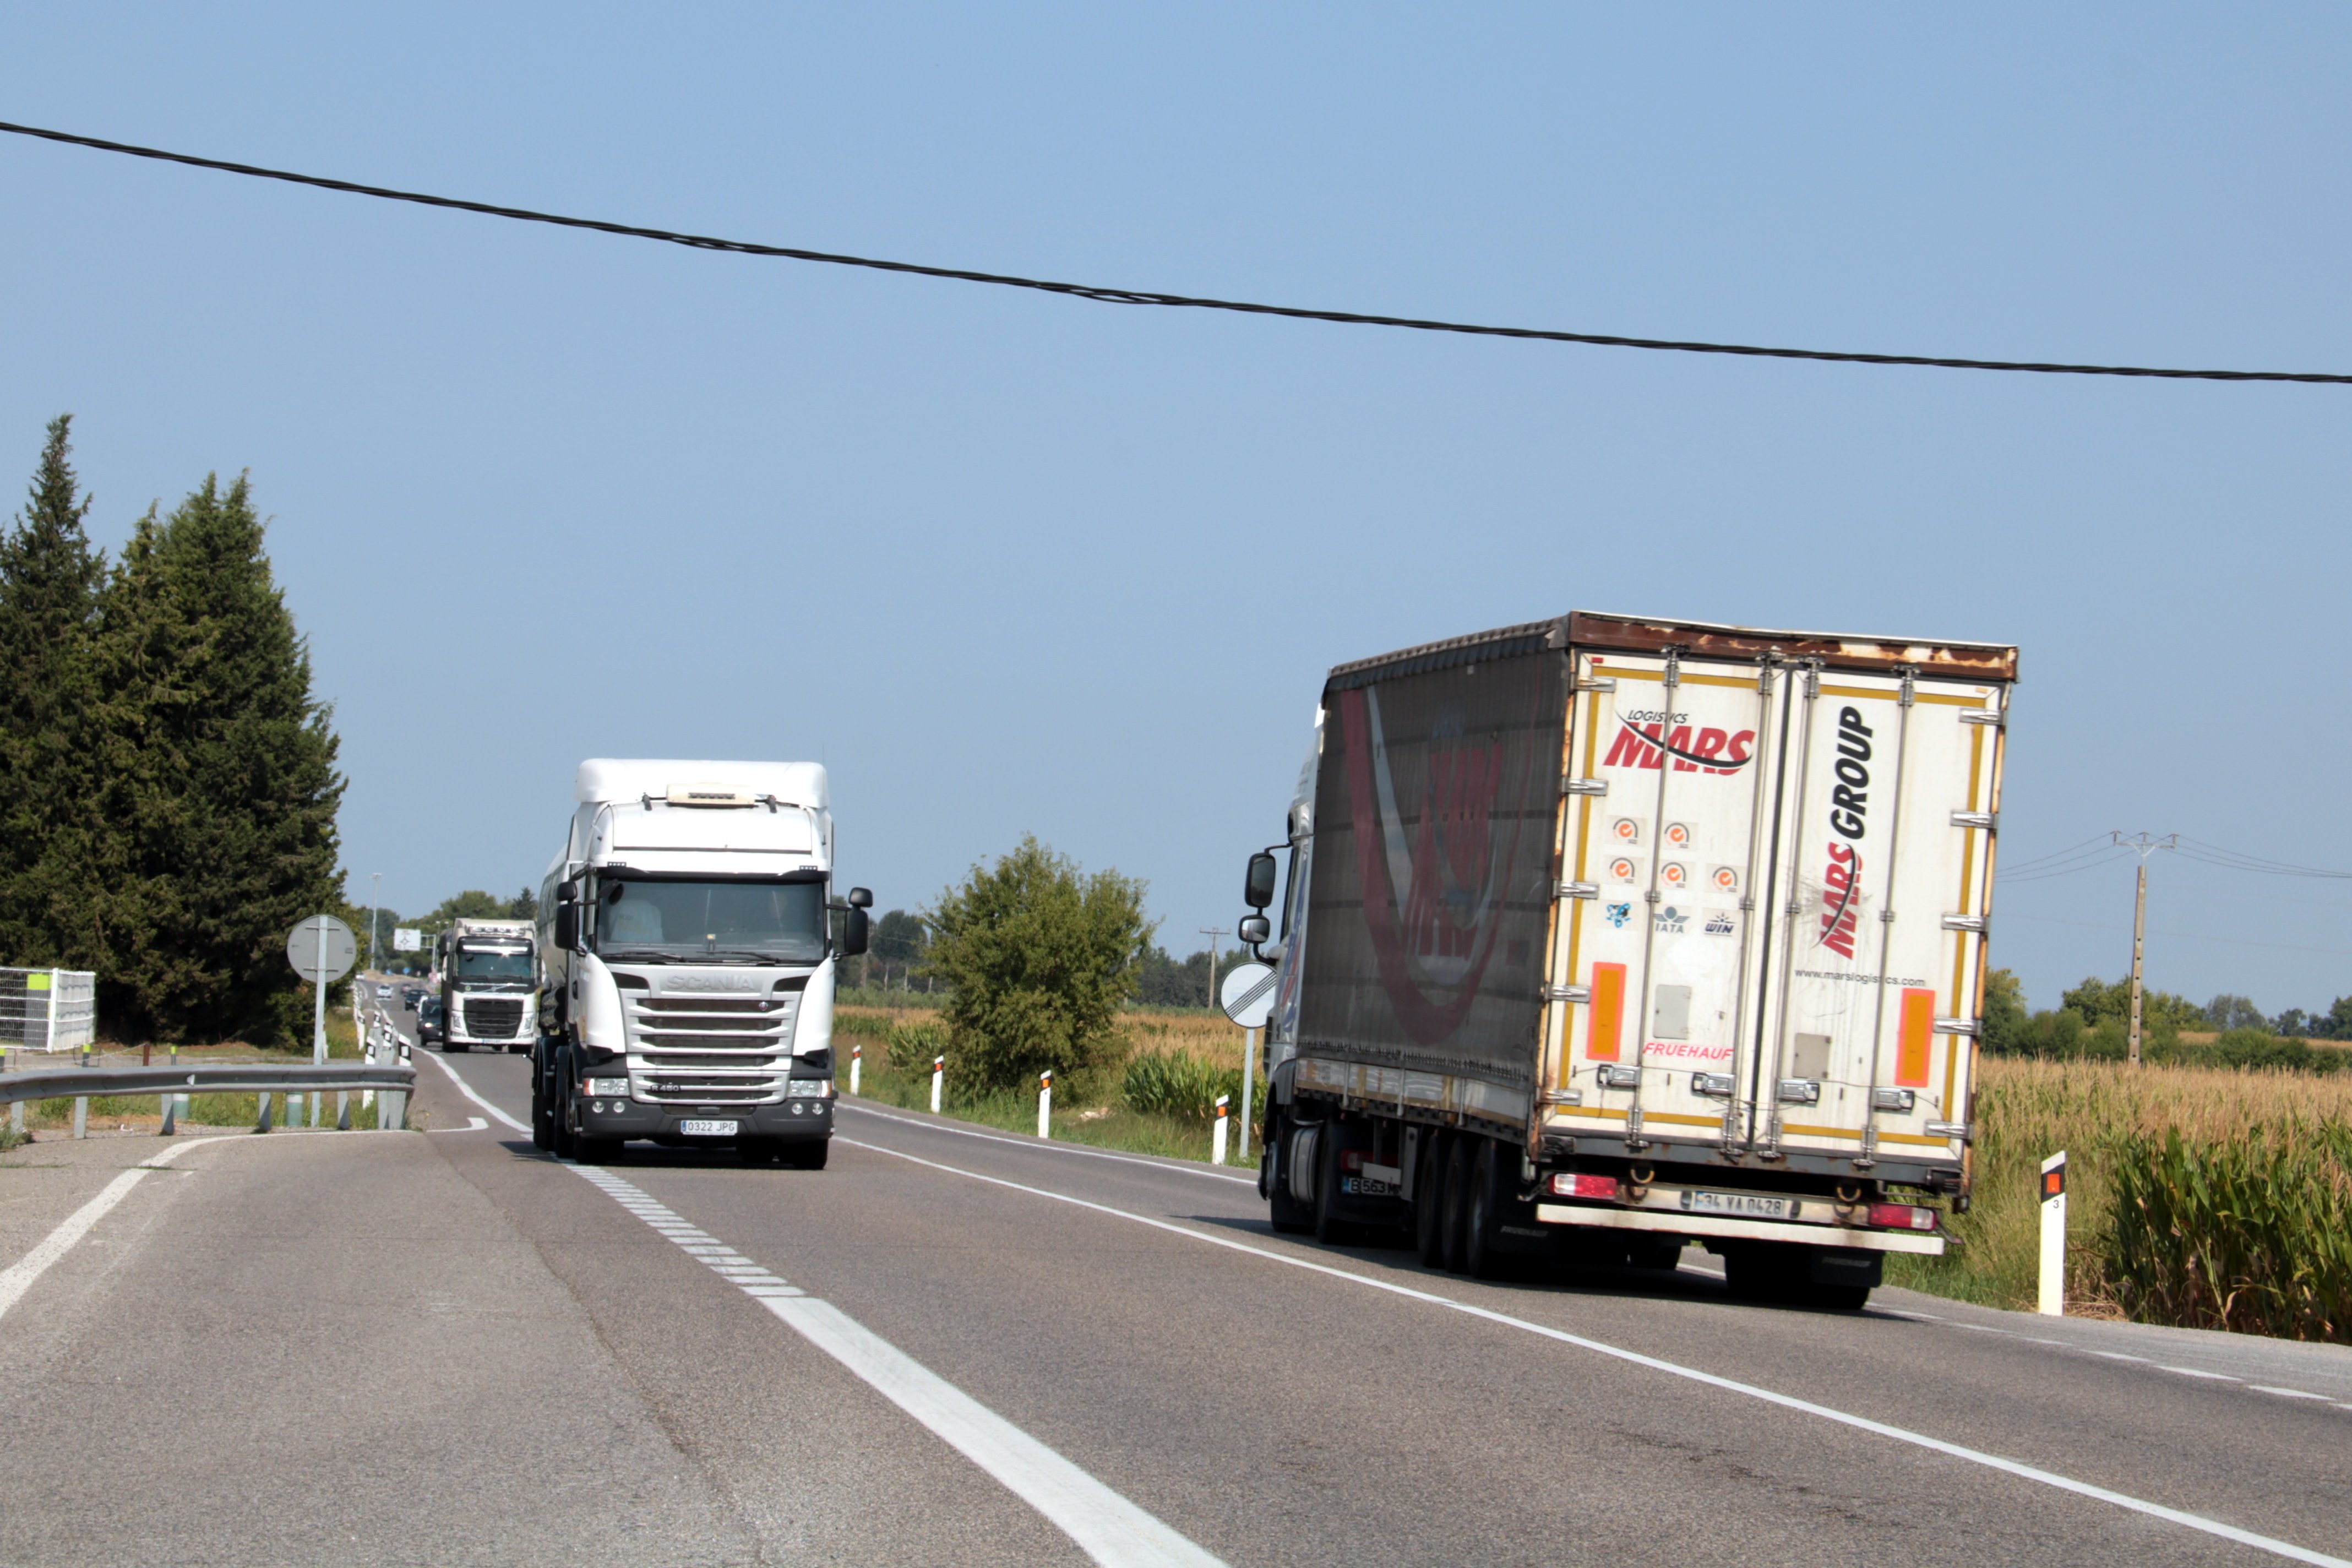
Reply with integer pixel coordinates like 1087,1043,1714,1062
439,918,538,1053
532,758,870,1168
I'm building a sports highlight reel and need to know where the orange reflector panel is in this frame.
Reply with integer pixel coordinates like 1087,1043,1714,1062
1895,987,1935,1088
1587,962,1626,1063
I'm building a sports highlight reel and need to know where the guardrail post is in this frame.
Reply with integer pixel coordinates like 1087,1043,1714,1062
72,1095,86,1139
336,1091,350,1130
257,1091,273,1133
160,1092,175,1135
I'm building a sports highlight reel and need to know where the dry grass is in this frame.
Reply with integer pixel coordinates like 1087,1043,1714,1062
1886,1057,2352,1319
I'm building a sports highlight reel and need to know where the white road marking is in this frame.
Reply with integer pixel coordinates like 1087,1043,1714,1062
412,1046,531,1132
0,1136,230,1322
565,1161,1225,1568
840,1136,2352,1568
2251,1386,2334,1401
2158,1366,2240,1381
841,1101,1255,1184
2094,1352,2151,1363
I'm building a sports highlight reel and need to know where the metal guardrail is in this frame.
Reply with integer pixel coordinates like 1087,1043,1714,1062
1,1061,418,1134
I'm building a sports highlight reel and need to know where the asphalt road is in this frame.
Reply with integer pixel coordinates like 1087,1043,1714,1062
3,990,2348,1567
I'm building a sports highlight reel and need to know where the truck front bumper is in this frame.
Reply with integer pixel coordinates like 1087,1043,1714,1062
1533,1202,1946,1256
578,1095,832,1142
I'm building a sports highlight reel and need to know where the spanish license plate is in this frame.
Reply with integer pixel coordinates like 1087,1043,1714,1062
678,1119,740,1137
1678,1189,1794,1220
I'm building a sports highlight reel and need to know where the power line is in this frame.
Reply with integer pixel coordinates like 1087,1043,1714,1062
4,117,2350,387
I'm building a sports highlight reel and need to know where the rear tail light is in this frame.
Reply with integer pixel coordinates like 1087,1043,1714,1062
1868,1202,1939,1232
1548,1173,1623,1201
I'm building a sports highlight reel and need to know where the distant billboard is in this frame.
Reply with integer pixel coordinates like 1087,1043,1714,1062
393,927,422,953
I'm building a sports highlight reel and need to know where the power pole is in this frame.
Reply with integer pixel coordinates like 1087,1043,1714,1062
2111,834,2176,1066
368,871,383,977
1198,925,1232,1010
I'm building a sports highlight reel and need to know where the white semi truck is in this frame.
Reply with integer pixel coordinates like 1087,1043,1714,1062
531,759,868,1167
1238,612,2013,1308
439,917,539,1053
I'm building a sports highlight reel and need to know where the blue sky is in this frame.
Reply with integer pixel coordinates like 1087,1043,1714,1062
5,6,2350,1014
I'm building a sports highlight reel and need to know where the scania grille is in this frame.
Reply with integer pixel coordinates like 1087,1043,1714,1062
624,992,797,1054
464,998,527,1038
636,1074,781,1104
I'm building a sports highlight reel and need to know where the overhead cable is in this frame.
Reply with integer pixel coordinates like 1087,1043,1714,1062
3,117,2350,386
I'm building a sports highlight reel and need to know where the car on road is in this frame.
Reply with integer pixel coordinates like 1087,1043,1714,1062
374,983,393,998
400,986,426,1009
417,997,445,1046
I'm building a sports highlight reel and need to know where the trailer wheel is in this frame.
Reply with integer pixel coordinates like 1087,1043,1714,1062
1438,1135,1477,1273
1462,1139,1511,1280
1414,1130,1452,1268
1266,1112,1313,1233
1311,1118,1351,1245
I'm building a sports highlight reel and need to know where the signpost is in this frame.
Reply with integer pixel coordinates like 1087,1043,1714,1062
1219,961,1277,1163
286,915,357,1068
393,927,422,954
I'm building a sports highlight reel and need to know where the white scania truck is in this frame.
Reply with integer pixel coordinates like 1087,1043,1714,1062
1237,612,2014,1308
439,917,539,1053
531,758,869,1167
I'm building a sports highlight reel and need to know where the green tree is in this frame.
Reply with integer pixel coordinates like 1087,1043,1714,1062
2204,993,2270,1033
1979,967,2028,1054
869,909,928,989
94,472,344,1043
0,416,110,974
925,836,1153,1090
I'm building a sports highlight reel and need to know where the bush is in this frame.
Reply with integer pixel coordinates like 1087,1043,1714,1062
924,836,1152,1092
1121,1052,1242,1120
2155,1028,2349,1075
884,1020,948,1074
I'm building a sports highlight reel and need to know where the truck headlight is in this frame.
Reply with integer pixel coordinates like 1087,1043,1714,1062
786,1079,829,1098
584,1076,629,1097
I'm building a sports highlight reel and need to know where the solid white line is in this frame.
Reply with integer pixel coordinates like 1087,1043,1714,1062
562,1161,1223,1568
840,1101,1255,1185
2252,1386,2333,1402
0,1135,229,1322
413,1047,531,1133
2158,1366,2240,1381
837,1136,2352,1568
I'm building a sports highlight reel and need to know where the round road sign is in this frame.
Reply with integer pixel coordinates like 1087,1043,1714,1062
286,914,357,983
1219,961,1278,1029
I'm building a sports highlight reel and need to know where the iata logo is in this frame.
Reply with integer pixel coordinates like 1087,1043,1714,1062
1603,710,1756,775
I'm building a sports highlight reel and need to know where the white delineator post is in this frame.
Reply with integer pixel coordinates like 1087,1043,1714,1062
848,1042,861,1097
1212,1093,1230,1166
2038,1151,2067,1316
930,1055,944,1115
1037,1069,1052,1139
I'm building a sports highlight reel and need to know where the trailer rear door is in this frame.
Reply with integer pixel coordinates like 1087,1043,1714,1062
1545,647,2002,1168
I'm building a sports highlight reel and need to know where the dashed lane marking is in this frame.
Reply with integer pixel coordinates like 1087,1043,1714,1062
564,1161,1225,1568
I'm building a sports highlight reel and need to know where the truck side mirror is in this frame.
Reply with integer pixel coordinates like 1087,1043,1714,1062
848,887,873,909
841,906,870,957
1239,914,1271,946
553,891,579,952
1244,851,1278,911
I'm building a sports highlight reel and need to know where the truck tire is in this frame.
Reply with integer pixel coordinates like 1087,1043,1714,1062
551,1064,579,1159
1311,1118,1349,1246
1438,1135,1478,1273
1462,1138,1510,1281
785,1139,829,1170
1414,1130,1452,1268
1266,1113,1314,1233
530,1077,554,1151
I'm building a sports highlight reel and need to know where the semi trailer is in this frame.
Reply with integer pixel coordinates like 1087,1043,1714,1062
531,758,870,1167
1240,612,2014,1308
439,917,539,1053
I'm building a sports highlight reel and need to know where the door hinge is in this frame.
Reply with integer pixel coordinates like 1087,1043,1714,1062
1544,984,1591,1003
1556,881,1600,900
1951,809,1996,830
1932,1017,1981,1037
1959,709,2005,727
1940,913,1988,934
1577,677,1618,693
1564,776,1609,796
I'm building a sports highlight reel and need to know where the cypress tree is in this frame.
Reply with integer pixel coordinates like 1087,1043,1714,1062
0,415,110,972
96,473,345,1043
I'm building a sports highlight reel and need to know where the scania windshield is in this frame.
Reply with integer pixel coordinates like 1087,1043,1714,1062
594,877,826,963
455,945,535,982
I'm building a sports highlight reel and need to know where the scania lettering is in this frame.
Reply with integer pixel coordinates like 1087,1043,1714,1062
439,918,538,1053
1235,612,2013,1308
531,758,870,1168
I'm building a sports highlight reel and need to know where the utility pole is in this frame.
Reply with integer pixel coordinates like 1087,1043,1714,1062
1198,925,1232,1010
368,871,383,977
2111,834,2176,1066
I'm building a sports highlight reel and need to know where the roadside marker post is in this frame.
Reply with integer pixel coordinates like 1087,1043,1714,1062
2038,1151,2067,1316
930,1055,944,1115
849,1042,861,1097
1212,1095,1230,1166
1037,1070,1052,1140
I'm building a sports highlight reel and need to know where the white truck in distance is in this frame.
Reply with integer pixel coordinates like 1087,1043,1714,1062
1238,612,2015,1308
532,759,870,1168
439,917,538,1053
